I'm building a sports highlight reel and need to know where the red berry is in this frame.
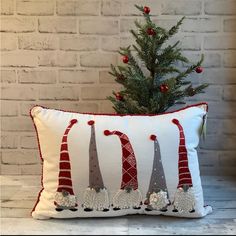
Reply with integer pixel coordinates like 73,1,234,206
88,120,95,126
160,84,169,93
195,66,203,73
115,92,124,101
150,135,157,141
147,28,156,36
104,130,111,136
122,55,129,64
143,6,150,14
172,119,179,125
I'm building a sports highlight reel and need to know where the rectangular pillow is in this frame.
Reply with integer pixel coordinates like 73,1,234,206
31,102,212,219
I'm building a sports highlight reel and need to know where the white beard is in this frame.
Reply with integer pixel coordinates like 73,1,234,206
149,190,169,210
173,187,195,213
55,192,77,208
113,189,142,209
83,188,110,211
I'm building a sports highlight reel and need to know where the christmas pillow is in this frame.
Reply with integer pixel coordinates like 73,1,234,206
31,103,212,219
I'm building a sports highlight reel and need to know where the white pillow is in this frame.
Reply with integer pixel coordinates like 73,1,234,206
31,103,212,219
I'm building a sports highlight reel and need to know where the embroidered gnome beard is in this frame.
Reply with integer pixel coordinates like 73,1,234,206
83,120,109,212
172,119,195,213
145,135,170,212
54,119,78,211
104,130,142,210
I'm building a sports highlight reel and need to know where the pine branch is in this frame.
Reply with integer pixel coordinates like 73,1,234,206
175,54,204,82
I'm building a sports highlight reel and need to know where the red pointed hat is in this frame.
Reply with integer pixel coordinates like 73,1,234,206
172,119,193,188
104,130,138,190
57,119,77,195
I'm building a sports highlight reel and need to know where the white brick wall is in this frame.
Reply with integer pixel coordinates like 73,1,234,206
1,0,236,175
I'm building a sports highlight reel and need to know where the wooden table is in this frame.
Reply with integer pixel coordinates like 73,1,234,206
1,175,236,235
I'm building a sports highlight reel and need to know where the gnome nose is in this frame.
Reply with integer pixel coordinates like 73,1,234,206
62,190,69,197
125,186,132,193
183,184,189,192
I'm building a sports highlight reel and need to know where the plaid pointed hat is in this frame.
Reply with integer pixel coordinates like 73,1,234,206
104,130,138,190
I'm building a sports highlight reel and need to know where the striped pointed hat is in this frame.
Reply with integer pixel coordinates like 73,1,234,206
172,119,193,188
104,130,138,190
56,119,77,195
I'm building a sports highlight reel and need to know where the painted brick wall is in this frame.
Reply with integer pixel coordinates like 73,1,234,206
1,0,236,175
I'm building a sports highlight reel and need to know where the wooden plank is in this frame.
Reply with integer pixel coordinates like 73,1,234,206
1,199,35,209
206,209,236,219
1,186,21,200
206,200,236,209
1,208,32,218
0,175,41,187
201,176,236,187
127,216,236,235
1,218,129,235
1,186,40,200
2,217,235,235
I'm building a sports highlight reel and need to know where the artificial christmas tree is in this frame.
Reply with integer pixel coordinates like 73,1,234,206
108,5,208,114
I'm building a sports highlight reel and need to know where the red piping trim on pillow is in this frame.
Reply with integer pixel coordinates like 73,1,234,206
30,109,45,216
29,102,208,216
30,102,208,117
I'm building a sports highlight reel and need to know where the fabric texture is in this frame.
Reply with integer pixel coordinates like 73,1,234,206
30,103,212,219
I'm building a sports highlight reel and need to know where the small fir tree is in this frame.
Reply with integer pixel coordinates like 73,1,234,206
108,5,208,114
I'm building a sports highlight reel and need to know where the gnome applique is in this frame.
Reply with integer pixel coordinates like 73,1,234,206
54,119,78,212
83,120,109,212
104,130,142,211
145,135,170,212
172,119,195,213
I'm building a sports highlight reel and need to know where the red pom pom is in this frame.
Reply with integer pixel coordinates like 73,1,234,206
122,55,129,64
172,119,179,125
88,120,95,126
143,6,150,14
144,199,149,205
150,134,156,141
195,66,203,74
160,84,169,93
147,28,156,36
104,130,111,136
70,119,77,124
